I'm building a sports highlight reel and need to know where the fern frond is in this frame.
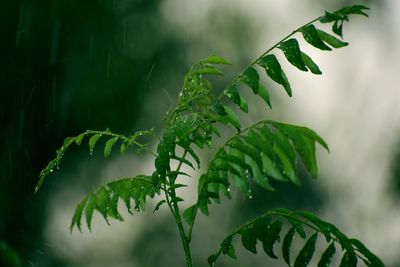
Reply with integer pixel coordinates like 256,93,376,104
208,208,384,267
70,175,157,232
194,120,329,215
35,129,156,193
166,55,230,128
210,4,369,129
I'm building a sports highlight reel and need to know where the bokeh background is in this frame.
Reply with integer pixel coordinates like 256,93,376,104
1,0,400,266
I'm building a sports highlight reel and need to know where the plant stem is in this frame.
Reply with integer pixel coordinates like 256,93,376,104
166,150,193,267
170,189,193,267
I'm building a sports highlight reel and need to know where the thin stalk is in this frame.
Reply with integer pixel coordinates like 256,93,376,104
166,150,193,267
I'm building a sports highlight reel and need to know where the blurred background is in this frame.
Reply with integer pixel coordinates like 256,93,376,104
1,0,400,266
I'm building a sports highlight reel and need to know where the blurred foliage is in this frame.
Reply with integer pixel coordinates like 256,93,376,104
0,241,22,267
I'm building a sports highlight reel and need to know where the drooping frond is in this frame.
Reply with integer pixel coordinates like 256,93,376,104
35,129,156,193
208,208,384,267
70,175,157,232
194,120,329,216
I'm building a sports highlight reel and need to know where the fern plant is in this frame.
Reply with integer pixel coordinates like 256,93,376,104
36,5,384,267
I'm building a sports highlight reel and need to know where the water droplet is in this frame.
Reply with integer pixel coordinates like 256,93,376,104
227,188,231,192
49,169,54,173
248,195,253,199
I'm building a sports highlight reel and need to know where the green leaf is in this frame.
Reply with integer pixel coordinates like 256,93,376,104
195,66,224,76
183,205,197,225
184,146,201,169
258,54,292,97
207,253,218,266
273,144,299,185
89,134,102,154
294,232,318,267
70,196,88,232
301,52,322,75
221,236,237,259
317,29,348,48
262,219,283,259
104,137,119,158
240,227,257,254
257,83,272,108
261,152,286,182
339,251,358,267
245,154,275,191
282,226,296,265
279,38,308,71
271,121,329,177
153,200,166,213
350,239,385,267
319,11,345,23
201,55,231,65
335,5,369,17
75,133,86,145
240,67,259,94
169,184,188,190
332,20,344,37
220,105,241,130
224,83,248,113
96,186,111,221
120,143,128,154
85,193,97,231
301,25,332,51
318,243,336,267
